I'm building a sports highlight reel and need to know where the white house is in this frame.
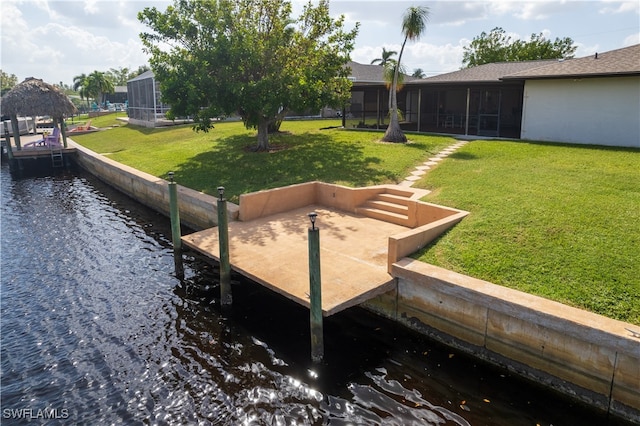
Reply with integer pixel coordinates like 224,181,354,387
503,44,639,148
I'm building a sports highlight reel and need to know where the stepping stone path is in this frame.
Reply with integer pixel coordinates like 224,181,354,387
398,140,468,187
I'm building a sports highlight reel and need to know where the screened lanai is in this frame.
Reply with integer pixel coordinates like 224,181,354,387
126,71,171,127
346,60,554,139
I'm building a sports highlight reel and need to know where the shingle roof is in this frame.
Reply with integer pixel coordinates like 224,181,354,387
346,61,386,82
346,61,418,84
502,44,640,80
411,60,554,84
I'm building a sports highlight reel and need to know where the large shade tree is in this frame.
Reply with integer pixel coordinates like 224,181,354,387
382,5,429,143
462,27,576,68
139,0,359,151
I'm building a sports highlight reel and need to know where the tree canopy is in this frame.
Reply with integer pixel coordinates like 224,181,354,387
1,70,18,96
73,71,115,106
411,68,425,78
370,47,397,66
139,0,359,151
106,65,151,85
462,27,577,68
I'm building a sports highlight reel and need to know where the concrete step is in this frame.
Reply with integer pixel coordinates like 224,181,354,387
383,187,416,198
355,206,409,226
376,192,413,206
364,199,409,215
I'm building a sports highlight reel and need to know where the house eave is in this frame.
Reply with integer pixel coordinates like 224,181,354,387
502,71,640,81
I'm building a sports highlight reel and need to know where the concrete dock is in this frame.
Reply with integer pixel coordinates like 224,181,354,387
182,204,411,316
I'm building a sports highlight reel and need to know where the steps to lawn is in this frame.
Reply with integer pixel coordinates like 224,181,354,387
355,188,415,227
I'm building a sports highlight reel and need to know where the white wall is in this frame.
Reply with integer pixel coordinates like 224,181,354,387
520,76,640,148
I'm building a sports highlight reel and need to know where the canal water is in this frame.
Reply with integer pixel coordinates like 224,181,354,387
0,163,630,425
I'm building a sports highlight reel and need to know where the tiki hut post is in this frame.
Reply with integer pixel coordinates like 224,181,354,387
59,116,68,148
1,78,77,151
9,115,21,150
3,121,14,159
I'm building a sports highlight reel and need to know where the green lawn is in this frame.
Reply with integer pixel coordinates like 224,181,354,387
71,117,455,203
72,118,640,324
412,140,640,325
67,112,124,129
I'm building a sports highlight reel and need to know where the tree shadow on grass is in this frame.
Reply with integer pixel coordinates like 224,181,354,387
125,123,193,135
449,151,477,160
173,132,398,202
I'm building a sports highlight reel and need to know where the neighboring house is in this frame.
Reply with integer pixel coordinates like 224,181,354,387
347,44,640,147
103,86,128,105
126,71,171,128
504,44,639,148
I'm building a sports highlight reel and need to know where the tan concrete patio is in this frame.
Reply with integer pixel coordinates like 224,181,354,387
182,204,411,316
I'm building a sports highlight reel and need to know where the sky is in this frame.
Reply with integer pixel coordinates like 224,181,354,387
1,0,639,86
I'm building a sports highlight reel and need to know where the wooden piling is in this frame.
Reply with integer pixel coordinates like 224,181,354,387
167,172,183,278
217,188,232,306
308,212,323,363
3,122,14,160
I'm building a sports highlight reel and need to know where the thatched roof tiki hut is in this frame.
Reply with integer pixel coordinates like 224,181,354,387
1,78,77,150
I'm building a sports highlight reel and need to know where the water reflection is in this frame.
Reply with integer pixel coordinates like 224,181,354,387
0,165,630,425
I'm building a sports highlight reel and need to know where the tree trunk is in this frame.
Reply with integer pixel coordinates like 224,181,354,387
268,109,287,133
383,106,407,142
382,36,408,143
256,118,270,151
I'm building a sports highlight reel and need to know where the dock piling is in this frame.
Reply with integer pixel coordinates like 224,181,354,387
308,211,324,363
3,122,14,160
217,186,232,306
167,172,184,278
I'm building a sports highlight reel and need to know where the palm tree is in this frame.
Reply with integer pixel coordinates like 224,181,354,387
86,71,115,106
382,6,430,143
370,47,397,66
412,68,426,78
73,73,91,108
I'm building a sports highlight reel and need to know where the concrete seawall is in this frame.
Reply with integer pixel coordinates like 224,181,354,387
69,140,639,422
71,141,238,231
364,259,640,422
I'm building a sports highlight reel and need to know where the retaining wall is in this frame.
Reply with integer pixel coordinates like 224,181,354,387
364,259,640,422
70,141,238,231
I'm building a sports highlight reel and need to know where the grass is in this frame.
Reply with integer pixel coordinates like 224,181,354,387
71,116,455,203
66,112,126,129
412,140,640,325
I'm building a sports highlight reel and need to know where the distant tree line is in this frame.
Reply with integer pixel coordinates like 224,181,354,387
370,26,577,76
462,27,577,67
